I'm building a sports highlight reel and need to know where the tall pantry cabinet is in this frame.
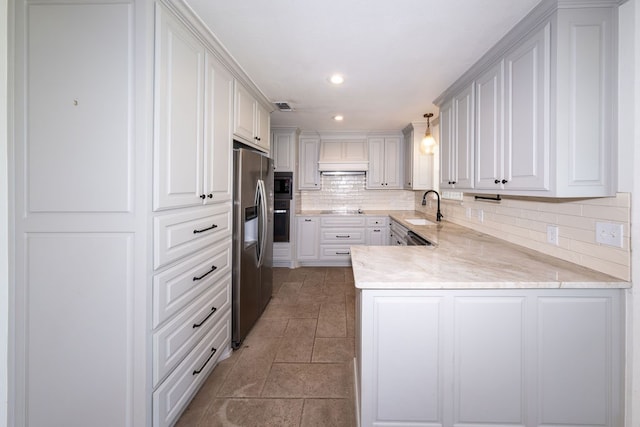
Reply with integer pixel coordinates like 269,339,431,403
10,1,270,426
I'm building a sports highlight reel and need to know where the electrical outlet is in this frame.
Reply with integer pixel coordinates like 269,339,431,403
596,222,624,248
547,225,559,245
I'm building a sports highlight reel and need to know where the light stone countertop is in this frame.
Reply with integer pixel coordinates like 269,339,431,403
296,209,629,290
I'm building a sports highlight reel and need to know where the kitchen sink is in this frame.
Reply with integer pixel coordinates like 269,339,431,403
405,218,436,226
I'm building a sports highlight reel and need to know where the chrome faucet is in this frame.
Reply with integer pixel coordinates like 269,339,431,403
421,190,443,221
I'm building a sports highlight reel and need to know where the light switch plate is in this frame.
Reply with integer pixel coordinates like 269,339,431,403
547,225,559,245
596,222,624,248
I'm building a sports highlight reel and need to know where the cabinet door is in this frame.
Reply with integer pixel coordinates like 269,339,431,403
154,8,205,211
504,23,549,191
273,132,294,172
256,103,270,151
454,84,474,189
366,227,388,245
361,293,443,426
296,217,319,260
383,137,402,188
233,82,255,143
298,138,320,190
439,100,455,188
403,131,413,188
203,52,233,204
366,138,385,188
475,61,504,190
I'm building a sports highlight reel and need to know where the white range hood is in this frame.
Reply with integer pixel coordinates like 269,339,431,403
317,140,369,173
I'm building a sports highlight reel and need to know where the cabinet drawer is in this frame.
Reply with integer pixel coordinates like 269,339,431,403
153,316,230,427
153,277,230,386
153,240,231,328
320,228,366,244
320,216,366,227
154,204,231,269
366,216,388,226
320,245,359,260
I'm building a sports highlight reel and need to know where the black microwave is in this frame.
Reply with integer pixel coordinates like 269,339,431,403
274,172,293,200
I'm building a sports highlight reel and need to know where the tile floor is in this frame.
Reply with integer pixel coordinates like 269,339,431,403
175,267,357,427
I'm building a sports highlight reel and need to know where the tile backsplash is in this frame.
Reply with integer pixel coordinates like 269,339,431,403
416,192,631,280
299,174,414,211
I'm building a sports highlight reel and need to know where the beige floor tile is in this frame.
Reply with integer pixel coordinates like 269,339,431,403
201,398,304,427
325,267,346,282
261,363,352,398
261,302,298,319
247,317,288,338
300,398,356,427
272,281,303,304
284,318,318,337
291,301,321,318
316,302,347,337
312,337,354,363
275,335,314,363
216,337,280,397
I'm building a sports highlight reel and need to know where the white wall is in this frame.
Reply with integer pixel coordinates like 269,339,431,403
1,0,8,424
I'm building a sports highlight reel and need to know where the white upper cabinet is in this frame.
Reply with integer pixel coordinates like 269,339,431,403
474,61,504,189
367,136,402,189
272,127,299,172
233,81,271,152
298,137,321,190
503,23,549,191
476,24,549,192
436,0,617,197
403,122,434,191
154,10,233,210
439,84,474,190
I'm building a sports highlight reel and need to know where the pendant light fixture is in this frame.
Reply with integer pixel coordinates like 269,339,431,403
420,113,436,155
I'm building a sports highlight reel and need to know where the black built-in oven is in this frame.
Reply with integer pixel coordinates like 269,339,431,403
273,172,292,242
273,200,290,242
274,172,293,200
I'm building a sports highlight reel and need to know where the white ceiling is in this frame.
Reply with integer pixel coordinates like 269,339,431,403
185,0,542,133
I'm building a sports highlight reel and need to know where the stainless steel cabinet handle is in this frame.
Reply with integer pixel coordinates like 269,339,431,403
304,218,312,222
335,235,350,238
336,251,350,255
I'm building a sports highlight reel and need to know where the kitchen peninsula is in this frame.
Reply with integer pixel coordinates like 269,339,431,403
352,216,628,427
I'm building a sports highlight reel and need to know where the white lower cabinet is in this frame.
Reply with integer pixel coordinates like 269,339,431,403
153,316,231,427
296,216,320,261
365,216,389,245
356,288,623,427
297,215,390,265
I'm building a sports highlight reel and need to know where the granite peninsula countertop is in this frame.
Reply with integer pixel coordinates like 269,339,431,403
296,209,629,290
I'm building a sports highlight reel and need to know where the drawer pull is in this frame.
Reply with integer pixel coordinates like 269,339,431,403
373,229,381,232
193,265,217,281
193,224,218,234
336,251,350,255
304,219,312,222
193,307,217,328
192,347,217,375
336,235,350,238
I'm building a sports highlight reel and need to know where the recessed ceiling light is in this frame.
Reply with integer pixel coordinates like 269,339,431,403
330,74,344,85
333,115,344,121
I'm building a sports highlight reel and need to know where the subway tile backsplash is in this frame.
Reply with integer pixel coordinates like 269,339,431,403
300,174,414,211
416,192,631,280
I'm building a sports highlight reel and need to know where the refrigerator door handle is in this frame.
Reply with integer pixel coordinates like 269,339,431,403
256,179,268,268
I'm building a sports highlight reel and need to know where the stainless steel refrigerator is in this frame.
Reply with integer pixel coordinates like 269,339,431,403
232,147,273,348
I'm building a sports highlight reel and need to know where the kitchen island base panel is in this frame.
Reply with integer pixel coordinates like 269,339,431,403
355,288,623,427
